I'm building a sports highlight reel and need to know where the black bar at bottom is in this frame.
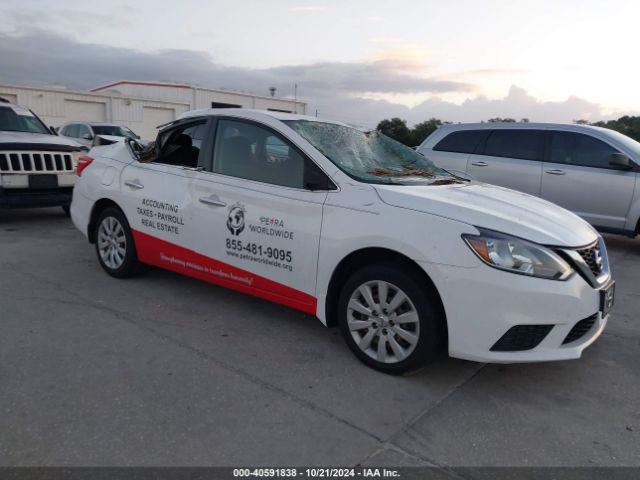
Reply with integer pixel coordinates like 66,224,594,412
0,467,638,480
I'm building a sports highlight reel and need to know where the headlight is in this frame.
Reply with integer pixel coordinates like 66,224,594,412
462,229,573,280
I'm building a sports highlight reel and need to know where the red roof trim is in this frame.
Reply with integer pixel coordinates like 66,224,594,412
90,80,192,92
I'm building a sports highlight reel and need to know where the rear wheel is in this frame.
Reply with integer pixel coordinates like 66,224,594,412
338,264,444,374
94,207,139,278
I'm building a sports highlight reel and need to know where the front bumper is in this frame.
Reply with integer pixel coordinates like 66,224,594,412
70,187,93,240
422,261,610,363
0,186,73,208
0,173,76,208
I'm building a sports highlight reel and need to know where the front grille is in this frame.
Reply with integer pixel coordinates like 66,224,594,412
576,243,602,277
0,151,74,173
562,314,597,344
490,325,554,352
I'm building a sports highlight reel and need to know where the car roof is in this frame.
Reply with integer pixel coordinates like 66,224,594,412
436,121,613,134
61,121,122,127
178,108,351,127
419,120,636,154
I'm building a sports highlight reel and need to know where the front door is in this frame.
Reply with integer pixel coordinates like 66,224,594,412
540,131,637,230
190,118,330,314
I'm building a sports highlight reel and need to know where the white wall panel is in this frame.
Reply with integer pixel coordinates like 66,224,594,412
142,106,175,141
64,99,107,122
0,82,305,140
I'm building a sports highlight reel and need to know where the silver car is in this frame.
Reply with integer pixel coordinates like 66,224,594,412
417,123,640,237
58,122,141,147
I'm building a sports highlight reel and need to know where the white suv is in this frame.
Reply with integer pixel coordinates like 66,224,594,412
417,123,640,237
71,109,614,374
0,99,86,213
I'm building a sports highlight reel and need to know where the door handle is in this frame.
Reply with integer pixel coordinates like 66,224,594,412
199,195,227,207
471,161,488,167
545,169,566,175
124,179,144,189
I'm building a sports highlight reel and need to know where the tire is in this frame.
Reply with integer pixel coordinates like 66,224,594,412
61,205,70,216
94,207,139,278
338,264,444,375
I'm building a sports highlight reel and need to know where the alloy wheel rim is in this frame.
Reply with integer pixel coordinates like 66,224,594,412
97,216,127,269
347,280,420,364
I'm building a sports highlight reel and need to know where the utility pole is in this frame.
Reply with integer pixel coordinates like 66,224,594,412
293,84,298,113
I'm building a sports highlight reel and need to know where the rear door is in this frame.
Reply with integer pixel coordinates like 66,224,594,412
467,129,545,196
541,130,636,229
118,118,210,269
190,117,330,314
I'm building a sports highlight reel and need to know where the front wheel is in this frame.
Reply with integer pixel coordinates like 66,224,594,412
94,207,139,278
338,264,445,375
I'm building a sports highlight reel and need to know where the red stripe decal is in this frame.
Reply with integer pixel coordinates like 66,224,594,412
131,229,317,315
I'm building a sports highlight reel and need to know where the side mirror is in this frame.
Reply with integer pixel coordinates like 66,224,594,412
609,153,632,169
82,133,94,141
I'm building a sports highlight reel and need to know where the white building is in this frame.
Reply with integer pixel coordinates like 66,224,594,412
0,81,306,141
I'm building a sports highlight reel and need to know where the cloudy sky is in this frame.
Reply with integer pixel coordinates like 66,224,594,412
0,0,638,127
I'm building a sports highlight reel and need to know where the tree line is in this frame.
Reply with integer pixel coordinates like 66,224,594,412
376,115,640,147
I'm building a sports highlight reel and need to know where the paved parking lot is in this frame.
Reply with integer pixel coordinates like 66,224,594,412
1,208,638,468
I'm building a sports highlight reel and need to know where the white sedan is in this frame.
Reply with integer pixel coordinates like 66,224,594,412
70,109,614,374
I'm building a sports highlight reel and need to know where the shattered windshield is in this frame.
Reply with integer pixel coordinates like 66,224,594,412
285,120,460,185
0,106,50,134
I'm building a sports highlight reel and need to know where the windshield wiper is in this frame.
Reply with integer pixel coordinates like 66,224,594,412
428,177,466,186
367,166,436,178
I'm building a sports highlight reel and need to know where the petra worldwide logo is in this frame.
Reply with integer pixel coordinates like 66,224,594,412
226,203,246,236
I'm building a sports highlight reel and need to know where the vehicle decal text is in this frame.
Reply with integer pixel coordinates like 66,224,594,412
226,239,293,272
137,197,184,235
248,216,295,239
131,229,316,314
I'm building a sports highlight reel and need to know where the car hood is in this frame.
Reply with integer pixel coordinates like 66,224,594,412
0,131,83,149
374,182,598,247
